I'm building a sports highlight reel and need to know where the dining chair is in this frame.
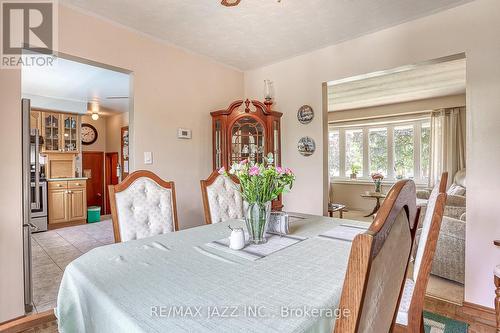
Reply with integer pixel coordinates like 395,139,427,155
334,179,418,333
109,170,179,243
394,173,448,333
494,240,500,333
200,170,244,224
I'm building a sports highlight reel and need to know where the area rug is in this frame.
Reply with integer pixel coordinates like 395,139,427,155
424,311,468,333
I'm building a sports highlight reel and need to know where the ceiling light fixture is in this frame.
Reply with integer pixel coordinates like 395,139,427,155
221,0,281,7
90,100,100,120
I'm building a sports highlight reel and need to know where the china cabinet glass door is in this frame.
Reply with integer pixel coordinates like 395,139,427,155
230,117,265,165
62,114,78,152
43,113,60,152
214,120,222,170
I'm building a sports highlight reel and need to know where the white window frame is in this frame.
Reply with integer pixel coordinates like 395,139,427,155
329,118,430,185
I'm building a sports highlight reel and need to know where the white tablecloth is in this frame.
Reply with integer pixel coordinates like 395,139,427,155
55,214,370,333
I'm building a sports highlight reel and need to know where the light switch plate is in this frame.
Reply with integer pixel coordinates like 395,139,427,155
177,128,192,139
144,152,153,165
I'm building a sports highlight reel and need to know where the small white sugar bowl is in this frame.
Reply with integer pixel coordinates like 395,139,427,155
228,226,245,250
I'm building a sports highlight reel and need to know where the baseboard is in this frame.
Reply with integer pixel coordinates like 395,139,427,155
462,301,495,315
462,301,496,327
0,310,56,333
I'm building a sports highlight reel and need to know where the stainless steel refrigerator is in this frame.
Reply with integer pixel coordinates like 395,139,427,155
22,98,46,313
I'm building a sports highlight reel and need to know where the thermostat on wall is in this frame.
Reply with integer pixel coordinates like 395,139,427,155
177,128,192,139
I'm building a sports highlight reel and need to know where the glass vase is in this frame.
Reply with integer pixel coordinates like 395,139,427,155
245,201,272,245
374,180,382,193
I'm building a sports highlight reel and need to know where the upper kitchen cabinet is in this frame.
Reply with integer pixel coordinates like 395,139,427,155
30,110,42,134
62,114,80,152
41,111,81,153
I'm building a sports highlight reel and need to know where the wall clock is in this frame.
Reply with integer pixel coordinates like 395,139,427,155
81,123,98,145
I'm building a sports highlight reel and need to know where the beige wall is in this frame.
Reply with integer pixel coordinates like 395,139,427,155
0,70,24,322
0,4,243,321
245,0,500,308
106,112,129,166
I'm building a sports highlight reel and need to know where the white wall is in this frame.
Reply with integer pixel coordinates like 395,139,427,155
245,0,500,308
0,4,243,322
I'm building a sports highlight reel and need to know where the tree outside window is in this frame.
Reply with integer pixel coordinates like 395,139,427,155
345,129,363,177
394,125,414,179
369,128,388,176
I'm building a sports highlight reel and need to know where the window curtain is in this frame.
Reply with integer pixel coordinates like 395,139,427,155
429,107,466,187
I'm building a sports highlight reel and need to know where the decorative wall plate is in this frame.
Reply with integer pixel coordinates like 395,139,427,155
297,105,314,124
297,136,316,156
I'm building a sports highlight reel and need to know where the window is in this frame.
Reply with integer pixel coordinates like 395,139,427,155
328,118,430,183
420,123,431,182
345,129,363,176
394,125,414,179
328,130,340,177
369,128,388,176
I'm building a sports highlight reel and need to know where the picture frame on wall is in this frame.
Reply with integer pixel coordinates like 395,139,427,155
121,126,129,179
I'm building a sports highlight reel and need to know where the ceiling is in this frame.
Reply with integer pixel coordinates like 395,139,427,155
327,57,466,111
60,0,473,70
22,57,130,114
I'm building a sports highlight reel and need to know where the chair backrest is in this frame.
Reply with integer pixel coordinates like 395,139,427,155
200,171,243,224
334,179,417,333
109,170,179,242
406,173,447,331
453,169,466,188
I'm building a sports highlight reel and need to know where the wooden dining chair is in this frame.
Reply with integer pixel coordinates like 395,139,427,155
394,173,448,333
109,170,179,243
334,179,418,333
200,170,244,224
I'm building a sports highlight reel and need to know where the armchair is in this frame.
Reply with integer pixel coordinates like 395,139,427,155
416,169,466,283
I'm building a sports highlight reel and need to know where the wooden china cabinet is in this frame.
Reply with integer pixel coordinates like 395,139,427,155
211,99,283,210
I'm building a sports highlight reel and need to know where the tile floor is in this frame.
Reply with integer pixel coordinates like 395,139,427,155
31,218,114,313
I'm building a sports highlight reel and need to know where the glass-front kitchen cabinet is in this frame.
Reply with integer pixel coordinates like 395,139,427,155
211,99,283,209
40,111,81,153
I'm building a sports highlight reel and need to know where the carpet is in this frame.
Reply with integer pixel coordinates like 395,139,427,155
424,311,468,333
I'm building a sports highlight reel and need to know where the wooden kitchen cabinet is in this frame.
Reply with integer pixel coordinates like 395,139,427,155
48,180,87,228
48,189,68,224
40,111,81,153
30,111,42,134
68,188,86,221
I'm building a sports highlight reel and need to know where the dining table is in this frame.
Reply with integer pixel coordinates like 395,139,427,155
55,213,370,333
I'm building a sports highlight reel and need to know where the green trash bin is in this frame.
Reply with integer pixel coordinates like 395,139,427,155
87,206,101,223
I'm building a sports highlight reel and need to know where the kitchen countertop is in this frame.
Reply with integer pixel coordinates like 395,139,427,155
47,177,88,181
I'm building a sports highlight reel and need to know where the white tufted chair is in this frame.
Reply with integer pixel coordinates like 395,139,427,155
109,170,179,243
200,171,244,224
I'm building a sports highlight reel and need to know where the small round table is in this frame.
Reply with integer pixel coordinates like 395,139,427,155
328,203,346,219
360,193,386,217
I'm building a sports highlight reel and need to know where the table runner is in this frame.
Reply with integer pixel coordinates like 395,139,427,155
204,232,307,261
56,214,370,333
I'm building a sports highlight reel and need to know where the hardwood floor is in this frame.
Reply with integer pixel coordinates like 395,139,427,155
424,296,497,332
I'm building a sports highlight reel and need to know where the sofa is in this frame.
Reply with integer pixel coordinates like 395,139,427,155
416,169,466,284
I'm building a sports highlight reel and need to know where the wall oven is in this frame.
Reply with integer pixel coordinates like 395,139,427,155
30,180,47,232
